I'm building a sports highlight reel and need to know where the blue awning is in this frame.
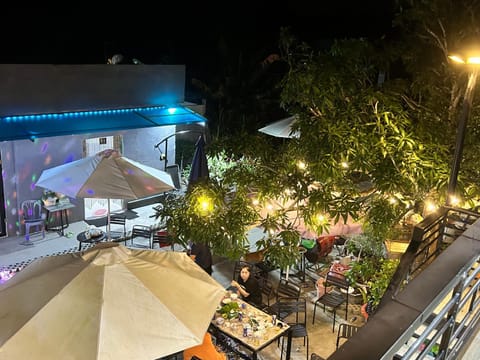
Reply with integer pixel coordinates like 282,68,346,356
0,104,207,142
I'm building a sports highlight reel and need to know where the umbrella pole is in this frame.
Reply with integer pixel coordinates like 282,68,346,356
107,199,111,240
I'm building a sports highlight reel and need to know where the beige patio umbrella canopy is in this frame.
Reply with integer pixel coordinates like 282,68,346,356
35,149,175,238
0,243,226,359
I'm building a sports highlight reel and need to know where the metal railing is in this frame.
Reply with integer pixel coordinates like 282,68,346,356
328,207,480,360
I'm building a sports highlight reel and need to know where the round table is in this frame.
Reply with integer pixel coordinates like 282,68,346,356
77,230,106,251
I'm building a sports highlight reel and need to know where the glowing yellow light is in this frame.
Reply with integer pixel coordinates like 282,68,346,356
297,161,307,170
389,197,398,205
424,201,438,214
341,162,349,169
196,195,213,215
449,54,480,65
266,204,273,211
313,213,329,227
468,57,480,64
252,198,259,206
449,195,460,206
449,55,465,64
201,200,209,211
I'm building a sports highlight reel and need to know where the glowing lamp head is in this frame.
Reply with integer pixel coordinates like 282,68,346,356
449,45,480,65
195,194,213,215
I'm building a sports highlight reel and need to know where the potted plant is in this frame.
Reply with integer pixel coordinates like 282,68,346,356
344,233,387,260
345,257,379,304
41,189,58,206
344,235,399,319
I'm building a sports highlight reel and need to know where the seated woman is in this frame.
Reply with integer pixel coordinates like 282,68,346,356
183,332,226,360
230,265,263,307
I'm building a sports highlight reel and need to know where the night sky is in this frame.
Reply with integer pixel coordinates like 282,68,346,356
1,1,394,100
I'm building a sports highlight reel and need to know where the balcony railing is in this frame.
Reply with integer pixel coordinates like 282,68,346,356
328,207,480,360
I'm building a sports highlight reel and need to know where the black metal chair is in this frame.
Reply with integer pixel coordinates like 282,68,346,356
268,279,301,317
108,213,127,243
312,271,350,332
276,278,301,300
336,323,361,349
276,297,309,360
255,275,275,312
130,224,152,248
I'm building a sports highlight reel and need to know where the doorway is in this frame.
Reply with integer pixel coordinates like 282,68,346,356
83,135,124,219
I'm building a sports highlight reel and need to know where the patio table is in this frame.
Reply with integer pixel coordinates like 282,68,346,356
44,202,76,236
77,230,106,251
211,296,292,359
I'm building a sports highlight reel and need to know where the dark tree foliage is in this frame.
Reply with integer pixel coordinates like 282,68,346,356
157,1,480,268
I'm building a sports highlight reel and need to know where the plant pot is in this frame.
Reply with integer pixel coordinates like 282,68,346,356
43,197,58,207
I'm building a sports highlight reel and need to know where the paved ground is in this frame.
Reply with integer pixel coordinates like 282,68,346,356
0,204,367,359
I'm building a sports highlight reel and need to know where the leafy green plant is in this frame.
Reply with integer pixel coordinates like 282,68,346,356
345,233,387,259
366,258,399,309
345,257,381,303
155,180,258,260
345,255,398,307
219,301,240,319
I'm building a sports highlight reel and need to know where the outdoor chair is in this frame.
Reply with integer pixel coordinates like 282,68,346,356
276,278,301,300
312,271,350,331
255,275,275,312
152,229,174,250
21,199,46,245
107,213,127,244
130,224,152,248
267,279,301,316
336,323,361,349
276,297,309,360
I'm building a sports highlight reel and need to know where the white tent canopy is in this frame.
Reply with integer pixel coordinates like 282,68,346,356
258,115,299,138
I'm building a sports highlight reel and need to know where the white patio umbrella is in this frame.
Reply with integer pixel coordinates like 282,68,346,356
35,149,174,238
0,243,226,360
258,115,299,138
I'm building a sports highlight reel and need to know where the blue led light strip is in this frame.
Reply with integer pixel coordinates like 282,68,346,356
1,105,188,122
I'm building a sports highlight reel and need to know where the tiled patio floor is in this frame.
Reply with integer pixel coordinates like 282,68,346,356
0,205,367,359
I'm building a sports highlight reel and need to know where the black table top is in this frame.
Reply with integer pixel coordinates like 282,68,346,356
77,230,106,244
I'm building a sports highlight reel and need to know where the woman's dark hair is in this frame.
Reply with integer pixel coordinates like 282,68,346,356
241,265,251,273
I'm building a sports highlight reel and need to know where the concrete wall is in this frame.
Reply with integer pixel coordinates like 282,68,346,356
0,65,185,116
0,126,176,238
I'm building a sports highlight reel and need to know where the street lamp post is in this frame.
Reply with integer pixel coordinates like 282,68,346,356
447,53,480,205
